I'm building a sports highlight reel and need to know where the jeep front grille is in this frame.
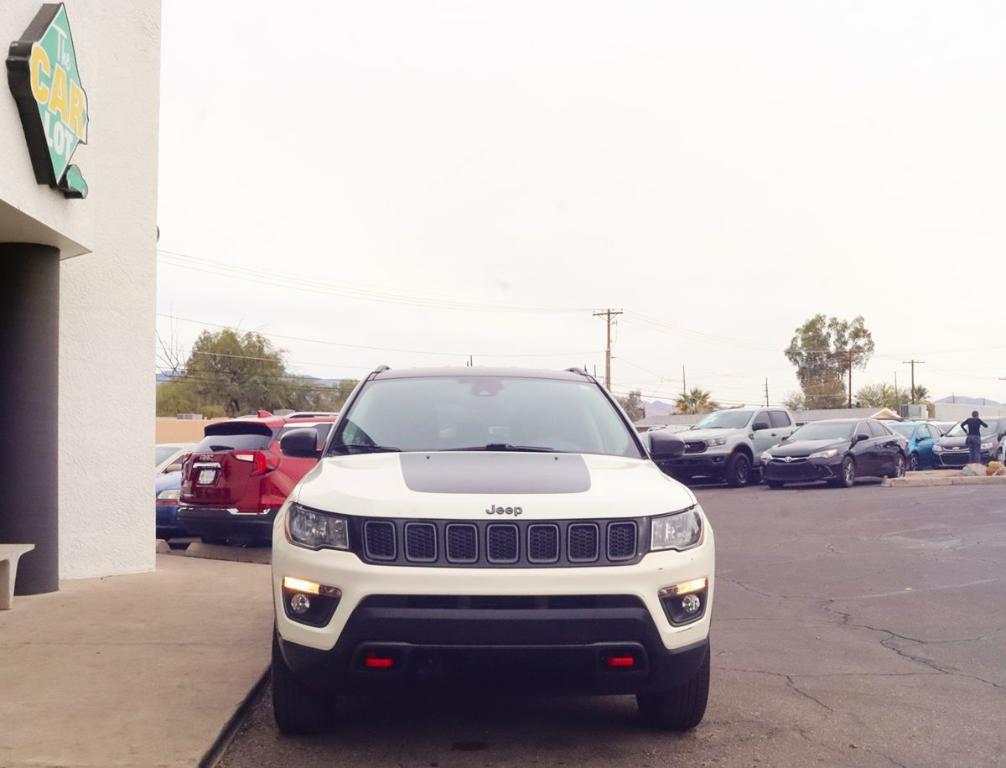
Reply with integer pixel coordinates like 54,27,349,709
348,516,647,568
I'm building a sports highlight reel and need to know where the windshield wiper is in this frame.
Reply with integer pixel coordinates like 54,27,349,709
448,443,557,453
331,444,401,455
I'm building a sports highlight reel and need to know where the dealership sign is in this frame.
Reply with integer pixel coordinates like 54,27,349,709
6,3,88,198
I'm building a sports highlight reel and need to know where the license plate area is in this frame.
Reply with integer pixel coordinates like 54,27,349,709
197,469,217,485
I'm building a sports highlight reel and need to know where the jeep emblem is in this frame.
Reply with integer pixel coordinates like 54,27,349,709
486,504,522,516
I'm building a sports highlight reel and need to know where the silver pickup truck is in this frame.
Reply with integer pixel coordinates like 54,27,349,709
658,408,797,487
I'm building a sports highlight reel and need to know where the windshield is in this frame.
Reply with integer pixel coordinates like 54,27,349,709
691,410,754,430
330,375,642,457
890,424,916,438
946,420,998,437
790,422,855,441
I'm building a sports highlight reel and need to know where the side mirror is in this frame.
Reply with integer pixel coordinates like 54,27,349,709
649,430,685,460
281,428,322,459
752,421,770,431
854,433,868,444
917,434,929,442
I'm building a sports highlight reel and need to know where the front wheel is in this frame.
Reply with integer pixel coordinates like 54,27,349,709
832,457,856,488
724,452,752,488
908,453,920,472
272,632,332,735
637,643,710,731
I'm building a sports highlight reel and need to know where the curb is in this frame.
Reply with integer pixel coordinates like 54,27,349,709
884,475,1006,488
198,666,270,768
184,543,272,564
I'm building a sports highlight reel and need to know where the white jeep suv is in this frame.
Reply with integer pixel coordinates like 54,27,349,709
271,367,715,734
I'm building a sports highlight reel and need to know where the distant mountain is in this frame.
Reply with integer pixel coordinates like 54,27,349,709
934,395,1002,406
644,399,677,418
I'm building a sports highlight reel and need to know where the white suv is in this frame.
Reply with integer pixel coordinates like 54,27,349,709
271,367,715,734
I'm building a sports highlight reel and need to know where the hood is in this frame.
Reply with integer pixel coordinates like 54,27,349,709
937,436,969,448
679,428,745,442
768,439,848,458
294,452,696,520
156,471,181,493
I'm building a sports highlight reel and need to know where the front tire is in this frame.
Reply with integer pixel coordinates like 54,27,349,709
272,632,332,735
889,453,906,478
908,453,920,472
637,643,710,731
832,457,856,488
724,452,752,488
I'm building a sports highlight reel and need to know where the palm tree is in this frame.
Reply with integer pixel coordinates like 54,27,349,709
674,388,719,415
911,385,929,403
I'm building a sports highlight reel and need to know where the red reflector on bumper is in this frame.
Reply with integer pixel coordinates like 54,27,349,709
364,654,394,669
606,655,636,668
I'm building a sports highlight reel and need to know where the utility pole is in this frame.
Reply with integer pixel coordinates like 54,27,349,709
764,377,769,407
903,359,925,403
682,366,687,396
847,349,853,408
592,308,623,390
894,371,898,405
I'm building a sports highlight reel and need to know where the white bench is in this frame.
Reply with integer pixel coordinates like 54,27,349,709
0,544,35,609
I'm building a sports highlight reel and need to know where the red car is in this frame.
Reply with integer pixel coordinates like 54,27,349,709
178,412,339,544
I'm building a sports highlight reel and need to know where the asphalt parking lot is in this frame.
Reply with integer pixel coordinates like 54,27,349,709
219,482,1006,768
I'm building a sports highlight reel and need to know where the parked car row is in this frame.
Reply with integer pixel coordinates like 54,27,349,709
652,407,997,490
154,412,338,543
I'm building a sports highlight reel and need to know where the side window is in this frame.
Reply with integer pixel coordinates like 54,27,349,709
922,425,935,440
868,421,888,438
753,411,770,429
856,422,871,440
769,411,791,428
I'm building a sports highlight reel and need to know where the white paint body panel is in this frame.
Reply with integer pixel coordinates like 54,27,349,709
273,452,714,652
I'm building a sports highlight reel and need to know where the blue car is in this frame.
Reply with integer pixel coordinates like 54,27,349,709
155,471,184,539
888,421,941,471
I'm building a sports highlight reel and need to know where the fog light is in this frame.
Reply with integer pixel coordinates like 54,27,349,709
681,593,701,615
289,592,311,614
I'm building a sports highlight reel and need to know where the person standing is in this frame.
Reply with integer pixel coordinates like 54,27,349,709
961,410,988,464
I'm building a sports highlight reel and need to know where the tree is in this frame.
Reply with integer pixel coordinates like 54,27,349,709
785,315,875,409
783,391,805,411
856,383,899,409
911,385,930,403
617,390,646,422
156,328,358,417
674,388,719,415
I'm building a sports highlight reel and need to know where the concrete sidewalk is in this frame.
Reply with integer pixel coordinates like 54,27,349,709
0,553,273,768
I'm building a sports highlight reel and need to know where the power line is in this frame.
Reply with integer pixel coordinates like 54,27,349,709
157,249,590,315
157,313,602,360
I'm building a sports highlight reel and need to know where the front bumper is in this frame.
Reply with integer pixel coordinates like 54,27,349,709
177,505,276,540
273,513,714,696
659,453,730,478
763,457,841,483
935,450,993,467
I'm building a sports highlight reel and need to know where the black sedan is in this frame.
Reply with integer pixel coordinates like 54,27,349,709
761,418,908,489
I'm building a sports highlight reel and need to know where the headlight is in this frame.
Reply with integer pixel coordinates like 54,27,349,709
156,489,180,501
287,503,350,550
809,449,838,459
650,507,702,551
760,450,773,463
706,437,727,447
933,444,944,452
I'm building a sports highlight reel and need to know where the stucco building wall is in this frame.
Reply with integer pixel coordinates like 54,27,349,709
0,0,161,579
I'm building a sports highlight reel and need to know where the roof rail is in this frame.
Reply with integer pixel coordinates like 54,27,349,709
367,365,390,381
565,367,595,381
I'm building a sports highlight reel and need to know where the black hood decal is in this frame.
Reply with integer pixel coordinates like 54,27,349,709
399,453,591,494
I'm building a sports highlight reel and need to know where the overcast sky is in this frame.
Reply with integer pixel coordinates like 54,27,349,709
157,0,1006,407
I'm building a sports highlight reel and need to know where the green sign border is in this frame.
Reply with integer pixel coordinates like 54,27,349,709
6,3,88,199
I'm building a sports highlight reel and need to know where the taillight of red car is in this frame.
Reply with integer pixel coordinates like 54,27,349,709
232,450,280,476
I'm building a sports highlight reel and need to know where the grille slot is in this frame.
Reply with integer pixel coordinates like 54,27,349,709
527,524,560,563
607,522,638,561
567,523,599,562
404,522,437,562
445,524,478,563
364,520,397,561
487,524,519,563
